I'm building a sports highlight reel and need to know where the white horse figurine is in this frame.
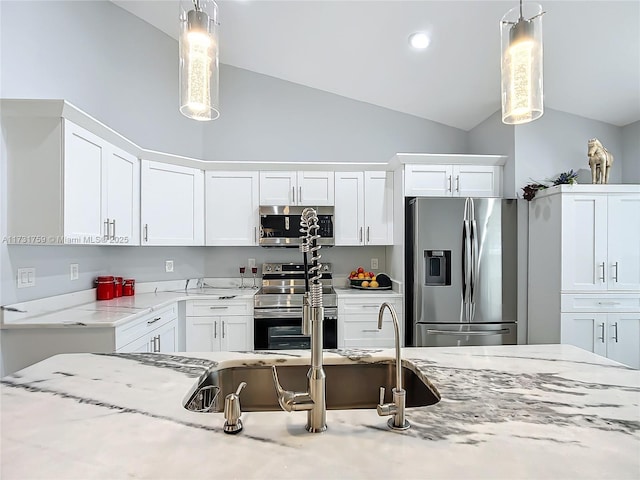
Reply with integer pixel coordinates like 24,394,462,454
587,138,614,184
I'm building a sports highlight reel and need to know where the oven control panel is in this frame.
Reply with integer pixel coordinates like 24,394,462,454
262,263,332,275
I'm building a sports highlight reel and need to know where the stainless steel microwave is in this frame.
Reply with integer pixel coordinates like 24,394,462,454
259,206,334,247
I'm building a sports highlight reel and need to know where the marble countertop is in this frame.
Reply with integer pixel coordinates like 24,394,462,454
1,287,256,329
2,345,639,479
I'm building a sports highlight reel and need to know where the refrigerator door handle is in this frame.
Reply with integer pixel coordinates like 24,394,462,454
469,217,479,320
462,219,471,319
425,328,510,336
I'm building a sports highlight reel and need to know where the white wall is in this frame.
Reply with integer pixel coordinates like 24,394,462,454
203,65,469,162
515,108,623,189
621,121,640,183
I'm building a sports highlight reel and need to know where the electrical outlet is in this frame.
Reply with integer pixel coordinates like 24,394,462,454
371,258,379,270
17,268,35,288
165,260,174,273
70,263,79,281
248,258,256,269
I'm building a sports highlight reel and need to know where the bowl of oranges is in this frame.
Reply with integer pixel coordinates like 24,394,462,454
348,268,392,289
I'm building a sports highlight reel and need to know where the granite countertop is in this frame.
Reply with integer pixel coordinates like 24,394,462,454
1,345,639,479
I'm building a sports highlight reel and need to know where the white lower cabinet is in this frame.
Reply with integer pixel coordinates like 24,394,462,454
115,304,179,353
561,313,640,368
338,295,402,348
185,299,252,352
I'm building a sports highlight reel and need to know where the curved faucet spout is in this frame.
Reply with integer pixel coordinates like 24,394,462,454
378,302,402,393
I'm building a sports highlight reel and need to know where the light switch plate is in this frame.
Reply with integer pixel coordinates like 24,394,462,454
165,260,174,273
371,258,379,270
70,264,79,281
17,268,35,288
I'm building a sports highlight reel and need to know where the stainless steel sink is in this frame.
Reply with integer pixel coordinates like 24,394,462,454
184,362,440,413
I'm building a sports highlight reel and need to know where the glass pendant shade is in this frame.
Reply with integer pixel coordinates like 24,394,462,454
500,2,544,125
179,0,219,121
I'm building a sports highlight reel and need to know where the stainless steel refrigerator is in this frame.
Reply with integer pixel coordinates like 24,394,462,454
405,197,518,347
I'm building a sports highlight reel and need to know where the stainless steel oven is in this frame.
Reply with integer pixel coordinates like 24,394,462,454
254,263,338,350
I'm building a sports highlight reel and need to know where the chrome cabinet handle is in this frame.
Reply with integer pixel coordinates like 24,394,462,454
367,226,370,243
612,322,619,343
299,186,302,202
254,226,257,243
111,219,116,239
456,175,460,192
613,262,619,282
599,262,606,282
144,224,149,242
447,175,452,192
104,218,110,237
222,320,226,338
209,306,228,310
362,329,380,333
147,317,161,325
598,322,605,342
214,321,218,339
359,227,363,243
598,301,621,306
292,186,295,204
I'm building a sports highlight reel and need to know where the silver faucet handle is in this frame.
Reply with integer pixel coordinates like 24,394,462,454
223,382,246,435
376,385,397,417
378,386,385,406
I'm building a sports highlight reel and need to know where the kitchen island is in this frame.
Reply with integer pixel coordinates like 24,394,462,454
1,345,639,479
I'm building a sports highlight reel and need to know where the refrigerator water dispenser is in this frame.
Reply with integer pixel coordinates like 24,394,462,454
424,250,451,286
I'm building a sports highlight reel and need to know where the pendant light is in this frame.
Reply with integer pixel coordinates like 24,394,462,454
179,0,219,121
500,1,545,125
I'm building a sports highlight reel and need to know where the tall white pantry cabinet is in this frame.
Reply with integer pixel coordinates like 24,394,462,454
528,185,640,368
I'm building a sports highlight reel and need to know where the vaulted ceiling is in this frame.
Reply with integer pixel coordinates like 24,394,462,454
113,0,640,131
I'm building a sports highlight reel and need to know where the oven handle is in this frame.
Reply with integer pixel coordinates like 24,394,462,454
254,308,337,320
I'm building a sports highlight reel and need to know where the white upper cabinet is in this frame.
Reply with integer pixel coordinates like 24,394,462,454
141,160,204,246
260,171,334,206
205,171,259,246
562,193,640,292
4,116,140,245
335,171,393,246
404,164,501,198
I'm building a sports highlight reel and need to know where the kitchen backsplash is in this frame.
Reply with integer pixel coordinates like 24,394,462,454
3,245,387,304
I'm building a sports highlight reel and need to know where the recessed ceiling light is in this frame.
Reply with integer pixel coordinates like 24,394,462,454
409,32,430,50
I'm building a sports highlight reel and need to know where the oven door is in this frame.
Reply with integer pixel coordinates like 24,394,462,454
254,308,337,350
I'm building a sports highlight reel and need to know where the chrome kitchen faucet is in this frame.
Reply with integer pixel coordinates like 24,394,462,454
272,208,327,433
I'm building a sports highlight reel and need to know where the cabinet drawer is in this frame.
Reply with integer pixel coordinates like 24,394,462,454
343,319,396,340
340,297,402,316
186,300,252,317
561,294,640,313
115,303,177,350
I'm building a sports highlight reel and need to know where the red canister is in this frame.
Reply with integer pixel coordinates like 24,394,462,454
122,279,135,296
96,276,115,301
114,277,123,297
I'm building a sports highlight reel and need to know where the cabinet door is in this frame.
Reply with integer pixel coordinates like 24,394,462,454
206,171,259,246
63,121,106,241
607,195,640,291
560,313,607,357
105,146,140,245
364,171,393,245
117,333,153,353
297,171,335,206
155,319,178,353
606,314,640,369
220,316,251,352
141,160,204,245
453,165,500,198
404,164,452,197
186,317,220,352
561,195,608,291
259,171,296,205
334,172,364,245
